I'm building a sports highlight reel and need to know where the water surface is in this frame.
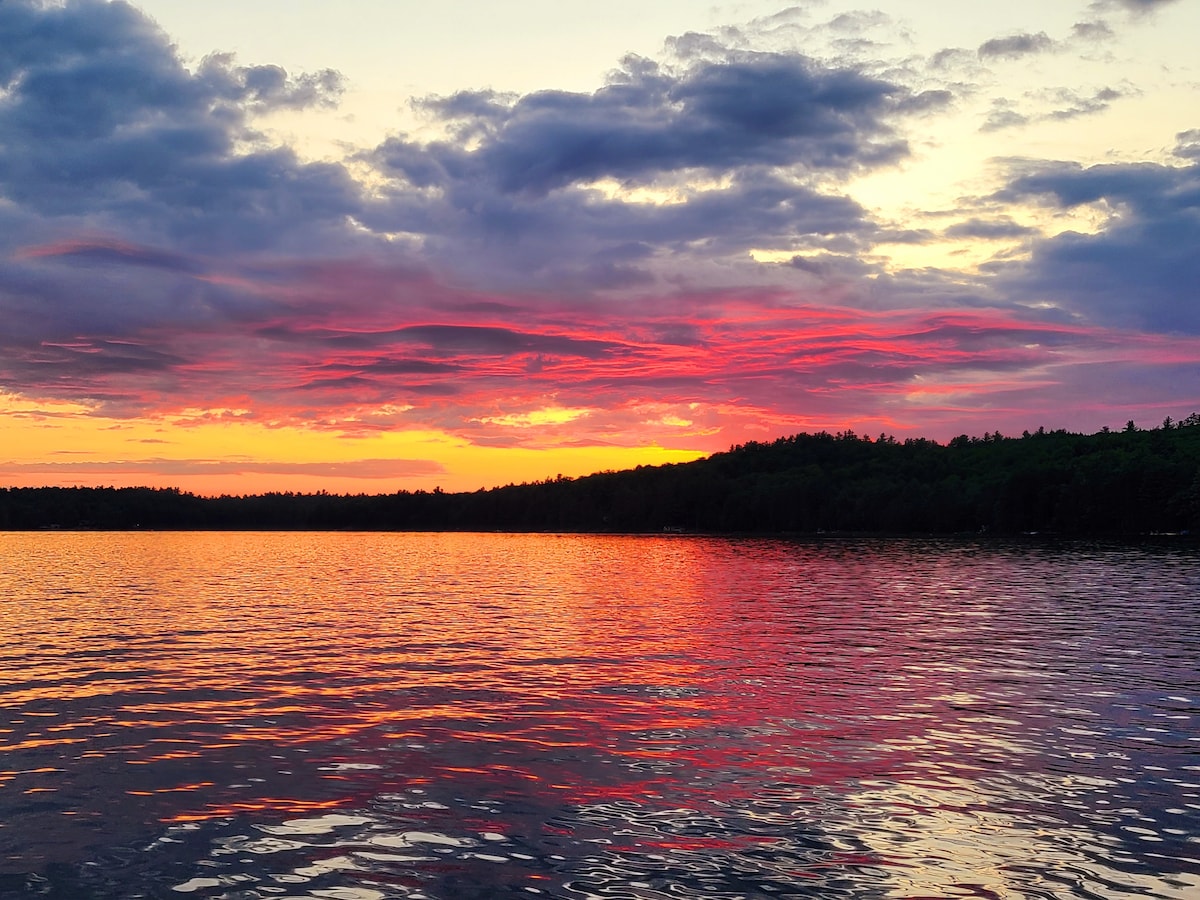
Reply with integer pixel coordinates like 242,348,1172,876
0,532,1197,898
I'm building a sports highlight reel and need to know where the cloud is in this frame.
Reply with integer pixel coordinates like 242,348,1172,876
992,155,1200,333
1069,0,1180,52
978,32,1055,60
0,0,360,253
9,225,1171,444
357,36,955,291
0,458,446,478
1043,86,1126,121
1070,20,1116,41
788,254,876,280
361,163,874,293
0,2,936,317
14,237,202,273
374,49,929,197
980,86,1129,132
195,53,344,112
361,42,956,294
392,325,626,359
943,218,1037,240
0,0,374,417
1175,129,1200,161
981,102,1031,133
0,0,1194,457
1089,0,1182,17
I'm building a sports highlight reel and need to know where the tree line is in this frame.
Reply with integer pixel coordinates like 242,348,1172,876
3,417,1199,535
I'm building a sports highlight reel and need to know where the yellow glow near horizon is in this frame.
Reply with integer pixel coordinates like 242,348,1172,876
0,395,705,496
472,406,596,428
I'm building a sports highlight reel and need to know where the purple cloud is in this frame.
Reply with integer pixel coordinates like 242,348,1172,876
992,152,1200,333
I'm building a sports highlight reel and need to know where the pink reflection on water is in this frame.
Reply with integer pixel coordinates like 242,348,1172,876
0,532,1196,898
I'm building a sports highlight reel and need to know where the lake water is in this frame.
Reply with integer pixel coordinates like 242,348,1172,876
0,532,1197,899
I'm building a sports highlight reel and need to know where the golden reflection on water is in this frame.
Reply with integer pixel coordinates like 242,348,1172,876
0,531,1197,898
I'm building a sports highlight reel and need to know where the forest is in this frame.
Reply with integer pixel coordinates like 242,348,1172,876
3,417,1199,535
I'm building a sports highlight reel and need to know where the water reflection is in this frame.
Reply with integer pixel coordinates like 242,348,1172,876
0,532,1196,898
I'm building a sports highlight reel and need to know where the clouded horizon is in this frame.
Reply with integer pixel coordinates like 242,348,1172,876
2,0,1198,494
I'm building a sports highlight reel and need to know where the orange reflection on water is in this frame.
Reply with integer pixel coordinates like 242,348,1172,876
1,532,1197,899
163,797,347,824
127,781,215,796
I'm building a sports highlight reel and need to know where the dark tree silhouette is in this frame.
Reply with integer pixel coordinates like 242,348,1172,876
3,418,1199,535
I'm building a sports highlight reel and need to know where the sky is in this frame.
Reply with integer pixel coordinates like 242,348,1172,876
1,0,1198,495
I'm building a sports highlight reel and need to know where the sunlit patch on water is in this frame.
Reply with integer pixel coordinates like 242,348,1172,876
0,532,1197,898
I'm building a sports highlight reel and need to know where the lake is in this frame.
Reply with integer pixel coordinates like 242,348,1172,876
0,532,1197,899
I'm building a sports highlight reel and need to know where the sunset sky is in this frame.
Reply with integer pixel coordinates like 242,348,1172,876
2,0,1198,494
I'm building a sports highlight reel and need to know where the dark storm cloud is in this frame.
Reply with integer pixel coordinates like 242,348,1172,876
993,149,1200,332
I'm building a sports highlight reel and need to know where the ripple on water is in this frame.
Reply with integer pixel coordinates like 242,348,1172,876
0,532,1196,898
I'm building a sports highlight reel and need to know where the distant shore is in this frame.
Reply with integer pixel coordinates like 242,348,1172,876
5,422,1199,536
